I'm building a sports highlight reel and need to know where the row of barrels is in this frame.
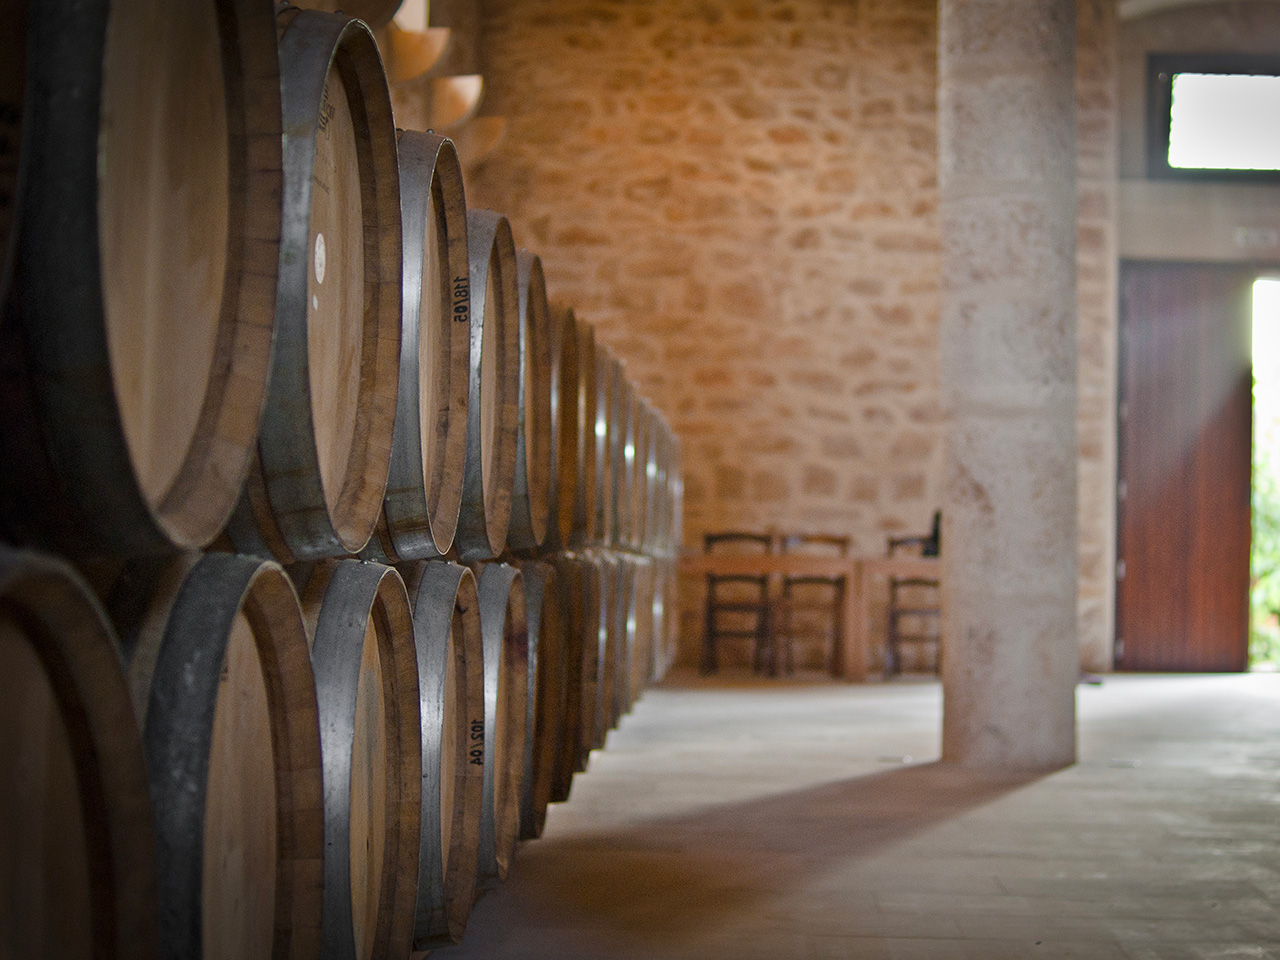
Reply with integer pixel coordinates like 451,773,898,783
2,543,677,958
2,0,685,957
0,0,682,567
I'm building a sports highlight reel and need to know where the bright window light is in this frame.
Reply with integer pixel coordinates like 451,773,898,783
1169,73,1280,171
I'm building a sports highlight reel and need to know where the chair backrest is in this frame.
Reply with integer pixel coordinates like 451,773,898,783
780,533,849,557
887,510,941,557
704,531,773,554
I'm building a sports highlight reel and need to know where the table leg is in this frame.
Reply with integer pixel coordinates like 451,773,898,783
840,560,866,681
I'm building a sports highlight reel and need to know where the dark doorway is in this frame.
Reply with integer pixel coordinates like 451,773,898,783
1116,261,1254,672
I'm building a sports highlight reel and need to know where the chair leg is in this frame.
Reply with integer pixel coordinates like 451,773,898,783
885,611,899,678
829,581,845,676
701,596,717,675
751,601,766,674
766,604,781,677
782,588,795,676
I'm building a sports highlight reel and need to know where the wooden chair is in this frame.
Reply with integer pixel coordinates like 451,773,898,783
701,532,773,674
772,534,850,675
885,512,941,677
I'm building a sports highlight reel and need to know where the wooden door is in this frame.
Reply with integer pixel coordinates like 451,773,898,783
1116,261,1254,672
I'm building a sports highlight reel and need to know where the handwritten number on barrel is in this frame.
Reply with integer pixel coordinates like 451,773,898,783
453,277,468,320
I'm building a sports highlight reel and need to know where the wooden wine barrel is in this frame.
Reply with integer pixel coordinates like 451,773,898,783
474,562,529,889
591,346,619,548
0,548,159,960
649,418,665,558
398,560,484,949
362,131,470,563
613,374,636,552
670,435,685,554
662,428,683,559
653,557,678,679
627,555,656,700
561,553,609,757
648,556,667,679
612,554,636,719
455,210,520,561
562,554,609,769
507,250,553,553
2,0,282,556
516,561,565,840
226,9,401,563
123,552,323,960
547,556,584,802
651,416,674,558
596,552,623,737
572,317,598,548
631,396,654,555
645,403,663,555
547,305,579,553
299,559,420,960
473,568,527,890
0,0,26,307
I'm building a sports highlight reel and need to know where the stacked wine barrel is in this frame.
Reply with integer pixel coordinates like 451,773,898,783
0,3,682,958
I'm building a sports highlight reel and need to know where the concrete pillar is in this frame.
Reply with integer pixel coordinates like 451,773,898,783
938,0,1079,770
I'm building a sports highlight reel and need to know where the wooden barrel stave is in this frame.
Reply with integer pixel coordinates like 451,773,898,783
126,551,324,960
591,345,617,548
455,210,519,562
474,562,529,890
595,551,621,740
0,547,159,960
300,559,420,960
610,363,633,552
627,556,656,700
3,0,283,557
571,318,597,548
363,131,470,564
670,434,685,556
507,250,553,554
228,10,402,563
398,560,484,949
639,401,660,555
612,554,635,721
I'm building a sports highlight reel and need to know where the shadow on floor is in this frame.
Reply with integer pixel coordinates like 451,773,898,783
461,761,1044,949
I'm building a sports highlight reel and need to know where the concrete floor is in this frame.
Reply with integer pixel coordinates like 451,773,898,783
434,671,1280,960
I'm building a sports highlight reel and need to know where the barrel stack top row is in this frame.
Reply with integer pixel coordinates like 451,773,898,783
0,1,683,568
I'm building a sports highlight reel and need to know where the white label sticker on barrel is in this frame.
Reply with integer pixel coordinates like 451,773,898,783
314,232,326,285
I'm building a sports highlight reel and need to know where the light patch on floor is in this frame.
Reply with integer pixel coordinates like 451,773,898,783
433,671,1280,960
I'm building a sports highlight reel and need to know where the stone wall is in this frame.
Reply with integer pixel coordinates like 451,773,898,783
469,0,942,667
468,0,1117,671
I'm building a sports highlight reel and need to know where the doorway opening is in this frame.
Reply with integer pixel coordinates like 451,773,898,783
1250,277,1280,669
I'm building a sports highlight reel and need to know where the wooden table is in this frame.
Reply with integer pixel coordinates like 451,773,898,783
678,553,940,681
